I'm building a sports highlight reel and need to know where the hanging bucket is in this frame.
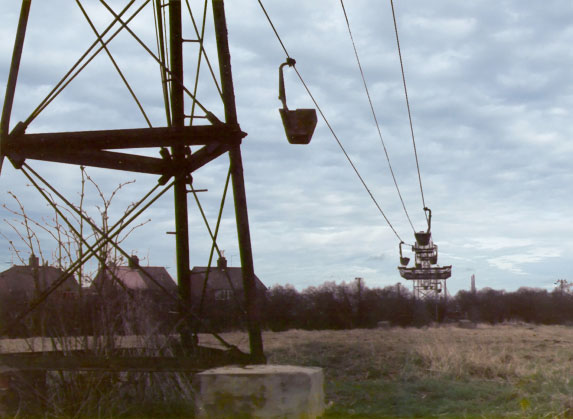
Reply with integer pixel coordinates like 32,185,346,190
279,108,317,145
414,231,431,246
278,58,317,145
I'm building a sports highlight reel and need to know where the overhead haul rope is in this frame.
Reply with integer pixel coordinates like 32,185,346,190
389,0,428,225
340,0,415,234
256,0,405,243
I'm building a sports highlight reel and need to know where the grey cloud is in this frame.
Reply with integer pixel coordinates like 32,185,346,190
2,1,573,293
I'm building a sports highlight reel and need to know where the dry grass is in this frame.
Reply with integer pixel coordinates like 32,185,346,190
5,324,573,416
412,323,573,381
0,330,195,417
203,324,573,417
206,323,573,381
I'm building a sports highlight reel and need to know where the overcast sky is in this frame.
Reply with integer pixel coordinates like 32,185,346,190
1,0,573,295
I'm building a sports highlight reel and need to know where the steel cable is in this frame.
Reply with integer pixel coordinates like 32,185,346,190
256,0,405,243
389,0,428,225
340,0,416,233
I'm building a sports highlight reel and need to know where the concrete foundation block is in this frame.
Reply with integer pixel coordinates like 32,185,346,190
195,364,325,418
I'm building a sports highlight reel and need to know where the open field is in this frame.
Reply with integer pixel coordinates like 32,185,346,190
205,324,573,417
3,324,573,417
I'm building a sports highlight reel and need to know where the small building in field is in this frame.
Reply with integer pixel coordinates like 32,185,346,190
0,254,79,300
189,256,267,303
91,255,177,297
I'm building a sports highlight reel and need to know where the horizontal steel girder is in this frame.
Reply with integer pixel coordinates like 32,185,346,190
0,346,255,372
3,124,246,151
8,143,230,175
3,124,244,175
398,265,452,281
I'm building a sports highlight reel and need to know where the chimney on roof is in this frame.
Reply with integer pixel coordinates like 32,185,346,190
128,255,139,268
29,254,39,268
217,255,227,269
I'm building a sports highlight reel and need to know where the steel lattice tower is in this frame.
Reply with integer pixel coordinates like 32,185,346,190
0,0,264,368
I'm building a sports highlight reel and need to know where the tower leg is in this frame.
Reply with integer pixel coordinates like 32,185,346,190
1,0,32,173
169,0,194,351
213,0,264,362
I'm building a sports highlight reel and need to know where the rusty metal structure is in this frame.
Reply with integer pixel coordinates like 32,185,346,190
398,208,451,299
0,0,285,371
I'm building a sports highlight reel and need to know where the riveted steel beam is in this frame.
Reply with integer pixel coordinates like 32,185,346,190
4,124,245,153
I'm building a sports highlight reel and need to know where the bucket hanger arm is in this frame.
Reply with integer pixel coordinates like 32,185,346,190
399,241,410,266
278,57,296,110
424,207,432,233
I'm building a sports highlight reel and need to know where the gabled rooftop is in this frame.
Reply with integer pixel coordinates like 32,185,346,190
91,256,177,294
0,255,79,295
189,256,266,298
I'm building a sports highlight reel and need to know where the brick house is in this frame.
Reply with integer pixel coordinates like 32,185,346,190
0,255,79,300
91,256,177,296
189,256,267,303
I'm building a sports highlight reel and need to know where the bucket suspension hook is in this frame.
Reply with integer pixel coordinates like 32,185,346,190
278,57,296,110
399,241,410,266
424,207,432,233
278,58,317,145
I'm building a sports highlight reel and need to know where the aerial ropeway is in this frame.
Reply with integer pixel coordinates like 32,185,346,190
262,3,453,297
398,208,452,299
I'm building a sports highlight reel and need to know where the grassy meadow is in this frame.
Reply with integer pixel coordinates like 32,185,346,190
5,323,573,417
205,323,573,417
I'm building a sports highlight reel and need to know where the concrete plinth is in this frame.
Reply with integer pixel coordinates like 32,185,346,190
195,365,324,418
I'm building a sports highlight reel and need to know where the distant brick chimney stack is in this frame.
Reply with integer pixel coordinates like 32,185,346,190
29,254,39,268
217,256,227,269
128,255,140,268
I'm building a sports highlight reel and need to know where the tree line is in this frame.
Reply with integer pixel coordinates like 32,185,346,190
261,279,573,331
3,278,573,338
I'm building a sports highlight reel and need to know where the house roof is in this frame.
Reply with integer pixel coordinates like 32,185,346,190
189,257,266,298
92,265,177,294
0,265,79,295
